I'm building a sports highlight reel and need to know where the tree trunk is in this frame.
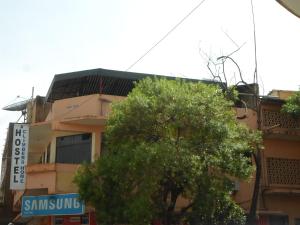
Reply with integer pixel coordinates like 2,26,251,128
247,148,261,225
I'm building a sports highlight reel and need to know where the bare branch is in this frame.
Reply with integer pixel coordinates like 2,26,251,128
217,56,245,85
227,41,246,58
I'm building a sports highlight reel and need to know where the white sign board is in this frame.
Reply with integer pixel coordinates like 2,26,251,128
10,123,29,190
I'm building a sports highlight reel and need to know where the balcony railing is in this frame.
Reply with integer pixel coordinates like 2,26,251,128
47,94,125,125
266,157,300,188
261,109,300,138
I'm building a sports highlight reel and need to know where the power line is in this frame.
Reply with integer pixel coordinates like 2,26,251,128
250,0,258,86
221,28,239,48
126,0,208,71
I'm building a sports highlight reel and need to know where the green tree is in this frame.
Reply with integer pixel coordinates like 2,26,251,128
74,78,261,225
281,91,300,118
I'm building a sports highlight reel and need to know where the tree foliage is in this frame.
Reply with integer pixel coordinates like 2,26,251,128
281,91,300,118
74,78,261,225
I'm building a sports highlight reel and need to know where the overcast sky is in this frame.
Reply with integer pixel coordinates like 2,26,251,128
0,0,299,166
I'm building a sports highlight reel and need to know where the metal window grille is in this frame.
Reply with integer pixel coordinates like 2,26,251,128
262,109,299,129
267,157,300,185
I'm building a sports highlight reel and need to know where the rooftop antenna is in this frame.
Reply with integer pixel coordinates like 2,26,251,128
31,87,34,101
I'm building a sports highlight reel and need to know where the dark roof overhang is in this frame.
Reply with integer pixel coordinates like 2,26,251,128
45,68,217,102
260,96,285,105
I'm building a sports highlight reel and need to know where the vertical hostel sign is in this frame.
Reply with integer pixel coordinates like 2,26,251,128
10,123,29,190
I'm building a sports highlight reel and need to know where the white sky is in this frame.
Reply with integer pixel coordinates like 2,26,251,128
0,0,299,166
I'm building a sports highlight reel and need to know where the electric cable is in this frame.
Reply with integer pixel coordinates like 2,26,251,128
250,0,258,85
126,0,208,71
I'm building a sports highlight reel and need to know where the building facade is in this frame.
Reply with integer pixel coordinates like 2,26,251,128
0,68,299,225
258,91,300,225
1,68,194,225
234,89,300,225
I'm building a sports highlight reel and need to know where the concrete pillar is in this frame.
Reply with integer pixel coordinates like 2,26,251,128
92,131,101,162
49,136,56,163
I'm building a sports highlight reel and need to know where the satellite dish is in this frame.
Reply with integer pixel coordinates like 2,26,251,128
2,99,31,111
2,98,32,123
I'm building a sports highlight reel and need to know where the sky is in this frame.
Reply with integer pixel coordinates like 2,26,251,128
0,0,300,166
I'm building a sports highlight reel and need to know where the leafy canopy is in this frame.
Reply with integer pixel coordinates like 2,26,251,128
74,78,261,225
281,91,300,118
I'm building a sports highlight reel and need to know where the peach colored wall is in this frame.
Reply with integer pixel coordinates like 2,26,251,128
26,170,56,193
258,101,300,224
261,138,300,190
51,94,99,121
25,163,79,194
235,108,258,130
233,104,300,212
49,94,124,122
263,139,300,159
233,178,255,211
52,122,103,133
232,108,257,211
55,164,79,193
262,195,300,225
26,164,56,194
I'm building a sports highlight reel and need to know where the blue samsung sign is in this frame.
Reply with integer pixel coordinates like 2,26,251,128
21,193,85,217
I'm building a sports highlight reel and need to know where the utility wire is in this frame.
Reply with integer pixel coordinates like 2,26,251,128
250,0,258,86
126,0,208,71
221,28,239,48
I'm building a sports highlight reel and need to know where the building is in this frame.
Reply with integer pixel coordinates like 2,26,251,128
235,89,300,225
257,90,300,225
0,68,299,225
0,68,203,225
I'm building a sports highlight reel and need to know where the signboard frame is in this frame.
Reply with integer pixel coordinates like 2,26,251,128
10,123,29,190
21,193,85,217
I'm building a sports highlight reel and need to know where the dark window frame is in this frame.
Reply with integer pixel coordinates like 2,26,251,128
56,133,92,164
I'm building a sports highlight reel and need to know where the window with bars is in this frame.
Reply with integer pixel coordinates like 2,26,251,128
267,157,300,185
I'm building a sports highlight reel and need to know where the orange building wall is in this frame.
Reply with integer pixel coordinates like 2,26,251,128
263,139,300,159
47,94,124,122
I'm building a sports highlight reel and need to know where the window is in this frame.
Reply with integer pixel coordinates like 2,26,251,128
81,215,89,225
56,133,91,164
54,217,64,225
269,215,289,225
39,144,50,164
46,143,50,163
